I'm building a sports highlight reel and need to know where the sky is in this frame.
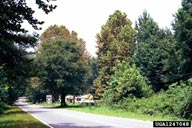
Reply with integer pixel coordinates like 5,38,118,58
24,0,182,56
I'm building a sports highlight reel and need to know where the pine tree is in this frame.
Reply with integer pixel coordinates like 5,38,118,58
132,11,180,92
172,0,192,79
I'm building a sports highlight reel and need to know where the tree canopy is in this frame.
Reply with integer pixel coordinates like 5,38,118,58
172,0,192,79
35,25,90,106
40,25,90,62
93,10,135,98
35,37,88,107
132,11,180,92
0,0,56,107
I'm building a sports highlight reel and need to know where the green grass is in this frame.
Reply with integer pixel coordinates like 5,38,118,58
37,102,183,121
66,106,183,121
0,104,48,128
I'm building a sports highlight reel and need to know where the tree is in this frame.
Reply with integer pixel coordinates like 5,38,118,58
172,0,192,79
132,11,180,92
0,0,56,47
94,10,135,98
35,37,88,107
26,77,48,103
40,25,90,63
0,0,56,105
84,57,98,95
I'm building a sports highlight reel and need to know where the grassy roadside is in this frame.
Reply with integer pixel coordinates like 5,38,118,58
0,104,48,128
66,106,182,121
37,102,183,121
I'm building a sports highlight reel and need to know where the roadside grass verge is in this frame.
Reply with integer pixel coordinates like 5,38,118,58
0,104,48,128
36,102,183,121
65,105,183,121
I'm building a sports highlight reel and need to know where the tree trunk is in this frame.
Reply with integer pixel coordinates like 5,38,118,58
60,93,67,107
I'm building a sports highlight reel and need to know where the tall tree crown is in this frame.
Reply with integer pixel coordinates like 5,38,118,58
172,0,192,78
0,0,56,105
133,11,180,92
39,25,90,62
94,10,135,97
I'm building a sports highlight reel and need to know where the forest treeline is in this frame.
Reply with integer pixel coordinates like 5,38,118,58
0,0,192,119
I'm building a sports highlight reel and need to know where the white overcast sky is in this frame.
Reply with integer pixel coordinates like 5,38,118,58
24,0,182,56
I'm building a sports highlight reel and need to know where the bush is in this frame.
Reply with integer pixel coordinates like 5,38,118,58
101,61,152,106
180,93,192,119
100,60,192,119
126,78,192,119
179,78,192,119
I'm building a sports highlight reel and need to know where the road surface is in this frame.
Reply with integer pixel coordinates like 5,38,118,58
16,97,153,128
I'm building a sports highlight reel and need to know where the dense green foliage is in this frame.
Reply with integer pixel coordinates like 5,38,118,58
27,77,48,103
28,25,91,106
0,0,56,114
126,78,192,118
1,0,192,121
101,77,192,119
94,10,135,98
0,68,8,114
179,79,192,119
35,37,89,107
25,0,192,120
96,0,192,120
101,61,152,106
85,57,99,95
132,11,180,92
172,0,192,80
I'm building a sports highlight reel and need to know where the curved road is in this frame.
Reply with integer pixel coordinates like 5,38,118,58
16,97,152,128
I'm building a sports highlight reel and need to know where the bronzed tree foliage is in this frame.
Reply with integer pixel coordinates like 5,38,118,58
97,1,192,119
40,25,90,62
94,10,135,98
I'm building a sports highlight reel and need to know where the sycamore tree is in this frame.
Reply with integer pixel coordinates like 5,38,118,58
93,10,135,98
0,0,56,105
35,37,88,107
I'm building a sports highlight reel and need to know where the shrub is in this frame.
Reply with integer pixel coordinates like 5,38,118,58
126,78,192,119
179,78,192,119
101,61,152,106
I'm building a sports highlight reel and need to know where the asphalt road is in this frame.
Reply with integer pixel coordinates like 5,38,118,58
16,97,153,128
